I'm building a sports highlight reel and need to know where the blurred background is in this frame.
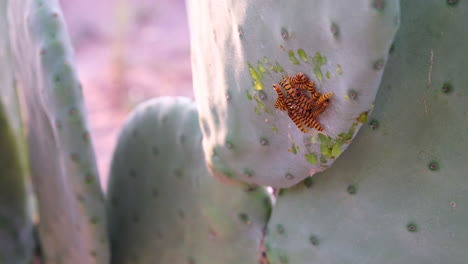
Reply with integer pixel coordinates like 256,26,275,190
59,0,193,189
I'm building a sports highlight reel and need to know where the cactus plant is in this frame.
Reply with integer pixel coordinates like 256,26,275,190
265,1,468,263
107,97,271,264
2,0,468,263
187,0,400,187
7,0,109,262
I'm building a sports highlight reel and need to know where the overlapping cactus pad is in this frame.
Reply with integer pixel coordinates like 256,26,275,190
187,0,400,187
265,1,468,263
0,103,33,264
107,97,271,264
0,1,33,262
7,0,109,262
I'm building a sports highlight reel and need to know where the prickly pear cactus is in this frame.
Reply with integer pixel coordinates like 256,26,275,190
265,1,468,263
7,0,109,263
0,1,34,261
107,97,271,264
187,0,400,187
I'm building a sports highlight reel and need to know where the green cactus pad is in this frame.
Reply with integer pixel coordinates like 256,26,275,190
0,103,34,264
0,1,34,260
107,97,271,264
265,1,468,263
7,0,109,262
187,0,400,187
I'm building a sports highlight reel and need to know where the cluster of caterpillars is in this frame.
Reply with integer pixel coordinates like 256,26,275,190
273,72,333,132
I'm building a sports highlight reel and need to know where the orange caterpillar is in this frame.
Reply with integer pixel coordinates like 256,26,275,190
273,72,333,132
278,79,315,109
273,84,288,111
284,72,316,95
284,73,333,107
273,84,320,132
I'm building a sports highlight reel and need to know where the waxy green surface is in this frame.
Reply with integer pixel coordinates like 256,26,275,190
266,1,468,263
8,0,109,262
107,97,271,264
187,0,400,187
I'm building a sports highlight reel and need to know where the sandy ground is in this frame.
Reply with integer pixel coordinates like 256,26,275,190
59,0,193,190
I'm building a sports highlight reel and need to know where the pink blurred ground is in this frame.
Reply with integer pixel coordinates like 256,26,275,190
60,0,193,190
